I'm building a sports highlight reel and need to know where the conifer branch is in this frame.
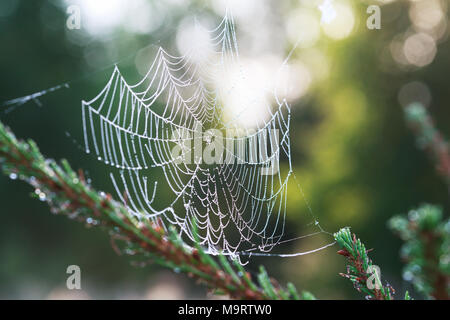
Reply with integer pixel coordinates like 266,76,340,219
334,228,395,300
389,204,450,300
404,102,450,191
0,120,307,300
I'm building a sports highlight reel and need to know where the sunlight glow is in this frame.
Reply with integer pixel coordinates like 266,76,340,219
321,0,355,40
176,18,214,64
215,57,273,128
77,0,124,35
319,0,337,24
286,8,321,48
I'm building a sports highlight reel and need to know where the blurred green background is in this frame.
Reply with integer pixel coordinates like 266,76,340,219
0,0,449,299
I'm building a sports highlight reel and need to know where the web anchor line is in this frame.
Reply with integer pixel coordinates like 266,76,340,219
0,44,160,113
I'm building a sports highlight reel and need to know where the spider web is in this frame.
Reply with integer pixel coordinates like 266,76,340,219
81,10,330,258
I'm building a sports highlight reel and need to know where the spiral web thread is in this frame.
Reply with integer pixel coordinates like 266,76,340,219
81,10,331,258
